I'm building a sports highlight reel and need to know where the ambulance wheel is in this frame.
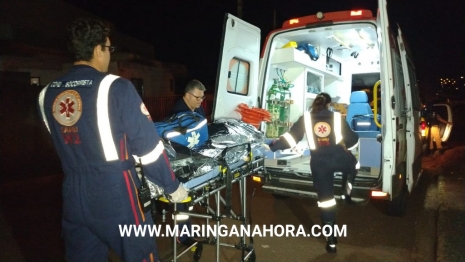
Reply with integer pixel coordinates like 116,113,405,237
193,242,203,261
387,183,408,217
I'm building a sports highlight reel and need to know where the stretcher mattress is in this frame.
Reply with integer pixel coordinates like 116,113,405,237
142,119,266,199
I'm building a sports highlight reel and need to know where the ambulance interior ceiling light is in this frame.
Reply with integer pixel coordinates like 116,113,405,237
327,33,352,51
356,29,375,48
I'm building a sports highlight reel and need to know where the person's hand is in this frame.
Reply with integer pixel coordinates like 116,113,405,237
169,184,188,203
262,143,271,151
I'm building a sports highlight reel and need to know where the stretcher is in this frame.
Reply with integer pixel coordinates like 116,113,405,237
138,119,266,261
172,143,264,262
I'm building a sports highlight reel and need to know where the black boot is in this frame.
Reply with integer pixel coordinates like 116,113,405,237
323,221,337,253
341,173,354,204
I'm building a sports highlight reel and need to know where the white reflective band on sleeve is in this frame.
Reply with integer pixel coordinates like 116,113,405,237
132,140,165,165
347,140,359,151
282,133,297,148
97,74,120,161
334,112,342,144
317,198,336,208
38,85,50,133
165,119,207,138
303,112,315,149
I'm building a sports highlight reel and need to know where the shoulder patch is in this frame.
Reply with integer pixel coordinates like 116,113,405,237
313,122,331,138
52,90,82,126
140,102,150,116
140,102,152,121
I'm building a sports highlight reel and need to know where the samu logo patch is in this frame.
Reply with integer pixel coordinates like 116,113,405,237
313,122,331,137
52,90,82,126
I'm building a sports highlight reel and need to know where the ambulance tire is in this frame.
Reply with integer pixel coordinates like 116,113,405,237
387,183,408,217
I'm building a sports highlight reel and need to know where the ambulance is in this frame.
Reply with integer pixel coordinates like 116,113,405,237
211,0,434,216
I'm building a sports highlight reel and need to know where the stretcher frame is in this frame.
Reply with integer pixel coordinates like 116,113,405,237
161,143,265,262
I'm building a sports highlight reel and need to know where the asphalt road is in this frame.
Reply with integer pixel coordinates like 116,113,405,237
0,168,437,262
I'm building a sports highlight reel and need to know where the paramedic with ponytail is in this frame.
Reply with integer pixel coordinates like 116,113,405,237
267,93,359,253
38,18,187,262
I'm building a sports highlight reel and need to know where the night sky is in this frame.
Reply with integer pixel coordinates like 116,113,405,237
63,0,465,91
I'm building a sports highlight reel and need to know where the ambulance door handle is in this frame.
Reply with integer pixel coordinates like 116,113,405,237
391,96,396,110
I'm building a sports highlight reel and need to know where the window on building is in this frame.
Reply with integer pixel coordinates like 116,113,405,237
30,77,40,86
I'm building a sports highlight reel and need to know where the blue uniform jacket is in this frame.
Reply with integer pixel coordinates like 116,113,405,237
38,65,179,223
170,97,205,117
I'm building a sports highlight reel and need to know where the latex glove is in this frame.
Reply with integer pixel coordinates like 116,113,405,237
290,145,305,156
262,143,271,151
169,184,188,203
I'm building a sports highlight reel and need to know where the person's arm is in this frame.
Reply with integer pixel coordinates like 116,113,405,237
437,114,452,125
269,116,306,152
112,79,180,194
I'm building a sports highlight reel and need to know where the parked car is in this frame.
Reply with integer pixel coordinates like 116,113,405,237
420,103,454,152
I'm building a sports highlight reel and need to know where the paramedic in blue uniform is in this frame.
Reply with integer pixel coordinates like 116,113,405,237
167,79,207,247
38,18,188,262
170,79,206,116
268,93,359,253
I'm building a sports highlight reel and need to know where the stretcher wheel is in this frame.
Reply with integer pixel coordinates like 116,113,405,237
193,242,203,261
245,250,256,262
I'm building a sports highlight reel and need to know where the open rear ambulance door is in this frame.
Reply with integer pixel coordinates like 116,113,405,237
212,14,261,121
377,0,396,197
397,27,422,192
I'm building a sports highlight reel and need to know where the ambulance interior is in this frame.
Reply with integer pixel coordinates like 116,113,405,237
262,22,382,177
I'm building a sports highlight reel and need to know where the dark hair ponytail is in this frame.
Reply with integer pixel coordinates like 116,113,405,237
311,96,327,113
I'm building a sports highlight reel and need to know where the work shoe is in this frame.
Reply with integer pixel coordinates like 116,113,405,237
323,221,337,253
326,240,337,253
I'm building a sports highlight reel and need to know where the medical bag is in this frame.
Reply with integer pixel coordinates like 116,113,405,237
154,112,208,149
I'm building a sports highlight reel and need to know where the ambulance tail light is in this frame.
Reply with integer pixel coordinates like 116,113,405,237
252,175,262,183
420,120,427,137
371,190,388,198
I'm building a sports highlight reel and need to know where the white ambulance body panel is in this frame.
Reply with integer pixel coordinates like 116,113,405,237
214,0,423,216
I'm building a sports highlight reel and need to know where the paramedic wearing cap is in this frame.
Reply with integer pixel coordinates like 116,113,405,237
38,18,187,262
268,94,359,253
170,79,206,116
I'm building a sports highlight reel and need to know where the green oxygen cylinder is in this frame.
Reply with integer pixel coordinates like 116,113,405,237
278,81,292,136
266,79,280,138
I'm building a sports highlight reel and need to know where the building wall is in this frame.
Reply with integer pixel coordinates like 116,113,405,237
0,0,188,96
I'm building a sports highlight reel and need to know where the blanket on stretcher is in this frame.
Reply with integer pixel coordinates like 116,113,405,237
143,119,266,198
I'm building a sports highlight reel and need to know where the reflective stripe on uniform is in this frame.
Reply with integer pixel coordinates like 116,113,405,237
303,112,315,149
347,140,359,151
318,198,336,208
282,133,297,148
133,140,165,165
304,111,343,150
97,74,120,161
38,85,50,133
334,112,342,144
